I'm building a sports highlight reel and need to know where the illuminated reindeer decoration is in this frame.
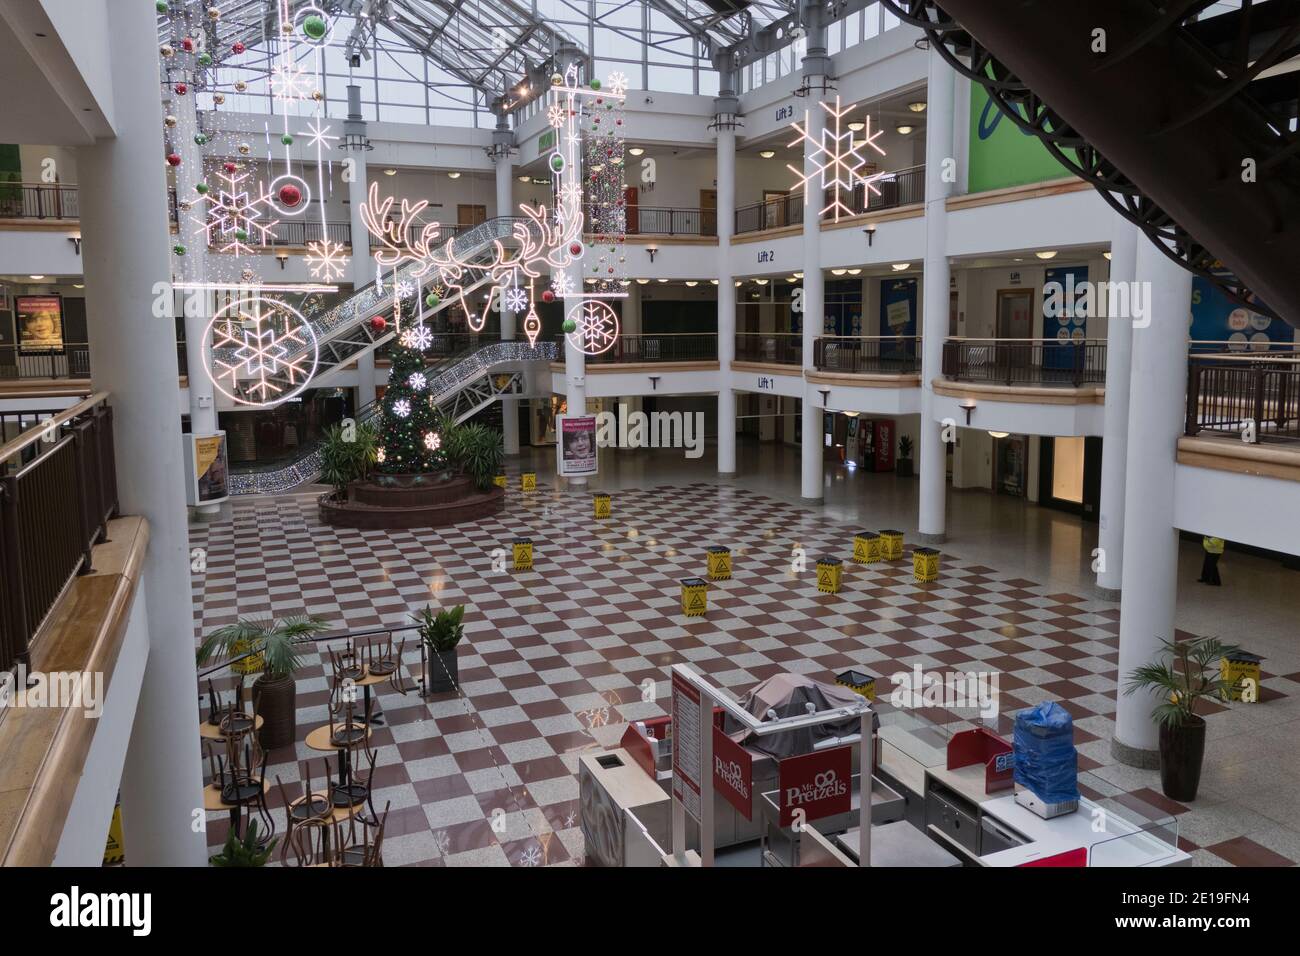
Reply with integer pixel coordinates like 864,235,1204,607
359,184,443,280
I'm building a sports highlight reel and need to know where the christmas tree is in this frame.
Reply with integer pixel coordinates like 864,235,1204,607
376,303,446,475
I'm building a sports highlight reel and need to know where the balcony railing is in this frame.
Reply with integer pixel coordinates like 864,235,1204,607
0,183,79,220
582,333,718,364
1,343,188,381
815,336,922,374
942,338,1108,387
735,332,802,365
1186,351,1300,443
623,206,716,237
266,220,352,247
733,164,925,236
0,393,118,672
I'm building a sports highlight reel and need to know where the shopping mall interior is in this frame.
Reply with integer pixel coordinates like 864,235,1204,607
0,0,1297,881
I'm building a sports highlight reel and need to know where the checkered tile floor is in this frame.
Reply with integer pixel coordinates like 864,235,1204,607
190,478,1300,866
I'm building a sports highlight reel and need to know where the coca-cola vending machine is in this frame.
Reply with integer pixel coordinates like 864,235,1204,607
874,418,896,472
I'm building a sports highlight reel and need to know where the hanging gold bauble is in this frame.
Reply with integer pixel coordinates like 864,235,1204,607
237,142,251,155
234,80,247,92
160,44,175,58
164,114,178,128
207,6,221,20
213,92,225,105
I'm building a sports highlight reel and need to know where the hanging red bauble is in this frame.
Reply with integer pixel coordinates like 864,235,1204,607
232,41,245,54
167,153,182,166
278,183,302,207
606,148,613,157
541,290,555,303
368,316,387,333
223,161,237,173
569,242,582,256
174,82,188,95
181,37,194,52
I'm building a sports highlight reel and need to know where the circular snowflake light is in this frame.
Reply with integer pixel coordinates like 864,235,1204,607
305,238,348,281
423,432,441,451
565,300,621,356
392,399,411,419
409,372,427,390
399,323,434,350
204,296,319,408
503,286,528,313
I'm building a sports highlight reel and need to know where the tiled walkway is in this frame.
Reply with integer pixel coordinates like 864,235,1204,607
190,475,1300,867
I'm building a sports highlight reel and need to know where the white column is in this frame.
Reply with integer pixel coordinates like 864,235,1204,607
345,105,376,409
495,139,520,455
800,101,825,501
80,0,206,866
1096,215,1139,597
716,124,737,474
917,42,955,542
1111,239,1192,766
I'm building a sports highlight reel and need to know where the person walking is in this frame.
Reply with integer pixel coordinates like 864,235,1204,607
1198,535,1225,586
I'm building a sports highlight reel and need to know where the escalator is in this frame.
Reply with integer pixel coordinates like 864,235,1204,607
882,0,1300,325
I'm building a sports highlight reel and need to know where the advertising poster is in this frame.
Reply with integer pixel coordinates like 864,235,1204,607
15,294,64,353
968,82,1069,192
712,725,753,821
671,670,703,824
879,278,918,364
1042,265,1088,370
1189,275,1294,352
194,433,229,503
777,745,852,827
556,413,598,477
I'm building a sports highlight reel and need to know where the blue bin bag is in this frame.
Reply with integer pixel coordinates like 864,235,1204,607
1012,701,1080,804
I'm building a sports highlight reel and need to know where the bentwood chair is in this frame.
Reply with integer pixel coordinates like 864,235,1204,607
275,759,334,865
285,816,334,867
334,800,390,867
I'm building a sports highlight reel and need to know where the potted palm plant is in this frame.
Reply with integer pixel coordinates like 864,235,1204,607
895,434,914,477
1124,635,1242,801
197,615,330,750
318,420,378,501
412,604,465,695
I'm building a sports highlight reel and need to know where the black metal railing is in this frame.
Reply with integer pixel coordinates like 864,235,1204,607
262,220,352,247
733,164,925,236
0,183,79,220
734,332,802,365
815,336,922,373
1186,352,1300,443
623,206,716,237
367,222,471,251
582,333,718,364
942,338,1108,387
1,343,188,381
0,393,117,672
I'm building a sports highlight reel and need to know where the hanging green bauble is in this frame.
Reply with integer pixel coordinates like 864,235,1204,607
281,134,294,146
198,52,213,67
156,1,169,13
302,14,327,39
425,293,439,308
589,78,601,90
194,133,208,146
549,153,565,173
195,182,209,194
235,229,248,242
173,244,187,256
562,318,577,333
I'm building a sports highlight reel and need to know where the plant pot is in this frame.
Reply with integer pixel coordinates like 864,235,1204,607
424,648,459,696
1158,716,1206,801
252,673,296,751
895,458,913,478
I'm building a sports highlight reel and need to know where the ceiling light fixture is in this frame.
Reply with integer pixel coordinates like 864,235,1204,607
908,101,927,113
628,147,644,156
847,121,865,132
1035,250,1058,259
383,168,397,176
759,149,775,159
1103,251,1112,260
896,125,914,135
518,174,531,183
891,263,910,271
831,268,847,275
988,431,1010,439
635,278,649,284
848,268,862,275
29,274,45,280
710,279,719,285
685,280,698,286
447,171,461,179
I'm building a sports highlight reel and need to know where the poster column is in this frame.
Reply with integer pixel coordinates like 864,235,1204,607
1096,215,1139,597
714,77,739,475
918,42,955,542
799,93,826,501
80,0,206,865
494,114,521,457
1112,239,1192,766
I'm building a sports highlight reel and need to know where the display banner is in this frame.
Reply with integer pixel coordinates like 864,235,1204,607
1042,265,1088,370
194,433,229,503
968,82,1070,193
712,725,754,821
1189,275,1294,351
555,413,597,477
777,745,851,827
671,670,703,823
15,294,64,353
879,278,918,365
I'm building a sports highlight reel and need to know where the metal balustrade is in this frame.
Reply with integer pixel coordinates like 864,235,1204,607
581,333,718,363
733,165,925,236
1186,351,1300,443
0,393,117,672
734,332,802,365
619,206,716,237
942,338,1108,387
0,344,187,381
0,183,79,220
815,336,922,374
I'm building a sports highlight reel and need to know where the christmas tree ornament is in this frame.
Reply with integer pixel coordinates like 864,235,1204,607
278,183,302,207
550,72,563,86
232,41,245,54
549,153,565,173
222,161,237,173
424,292,439,308
167,152,182,166
237,142,251,155
541,289,555,303
569,241,583,256
173,244,187,256
213,92,225,105
368,315,387,334
281,134,294,146
174,82,187,95
234,80,247,92
164,114,177,128
156,1,169,13
207,6,220,20
195,182,209,194
193,133,208,146
562,318,576,333
181,37,194,52
303,14,327,39
312,90,324,101
198,52,213,67
590,78,602,90
160,44,174,58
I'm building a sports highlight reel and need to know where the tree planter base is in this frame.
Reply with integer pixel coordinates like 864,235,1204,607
252,674,296,751
319,474,503,530
1159,717,1207,801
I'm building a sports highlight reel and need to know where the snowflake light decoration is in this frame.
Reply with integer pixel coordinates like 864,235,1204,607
519,844,542,867
786,96,889,223
392,399,411,419
305,238,348,281
503,286,528,313
376,447,386,464
565,300,621,356
546,103,565,128
408,372,427,390
400,324,433,351
606,71,629,96
423,432,441,451
395,279,415,300
204,296,319,408
193,168,279,255
550,271,574,297
270,62,312,102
